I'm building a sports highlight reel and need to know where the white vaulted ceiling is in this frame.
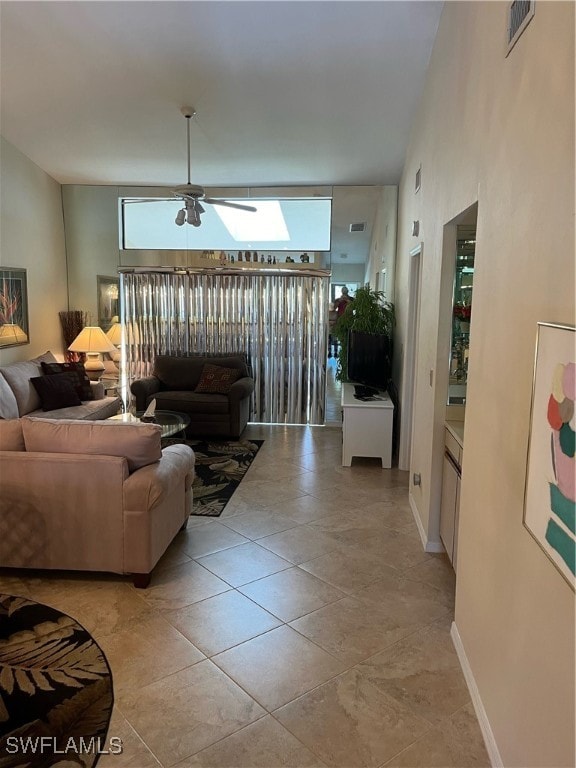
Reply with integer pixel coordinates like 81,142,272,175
0,1,443,264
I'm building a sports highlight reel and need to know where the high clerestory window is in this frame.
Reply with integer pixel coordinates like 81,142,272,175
121,197,332,251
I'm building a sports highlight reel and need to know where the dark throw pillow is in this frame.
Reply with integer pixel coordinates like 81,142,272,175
195,363,241,394
30,374,82,411
41,361,94,401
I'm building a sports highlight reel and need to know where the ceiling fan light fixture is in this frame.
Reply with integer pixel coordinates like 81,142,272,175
125,108,257,228
186,204,200,227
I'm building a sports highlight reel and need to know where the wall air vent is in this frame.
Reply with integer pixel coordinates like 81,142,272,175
349,222,366,233
506,0,535,56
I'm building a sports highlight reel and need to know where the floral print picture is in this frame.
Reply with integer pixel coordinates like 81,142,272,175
524,322,575,589
0,267,29,347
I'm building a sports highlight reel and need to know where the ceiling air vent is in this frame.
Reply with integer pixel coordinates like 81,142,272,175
349,222,366,233
506,0,535,56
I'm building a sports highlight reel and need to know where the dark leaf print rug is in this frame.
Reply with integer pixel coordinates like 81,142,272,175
0,594,114,768
164,438,264,517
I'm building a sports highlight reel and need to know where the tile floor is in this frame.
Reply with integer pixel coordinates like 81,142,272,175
0,418,491,767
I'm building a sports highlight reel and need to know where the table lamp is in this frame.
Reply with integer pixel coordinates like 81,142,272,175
68,326,116,381
106,322,123,364
0,323,28,346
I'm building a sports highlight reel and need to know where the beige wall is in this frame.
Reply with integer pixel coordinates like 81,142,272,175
365,186,398,299
0,137,68,363
330,263,365,286
62,185,121,324
395,2,575,766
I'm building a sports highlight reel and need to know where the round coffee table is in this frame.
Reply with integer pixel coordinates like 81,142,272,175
108,410,190,439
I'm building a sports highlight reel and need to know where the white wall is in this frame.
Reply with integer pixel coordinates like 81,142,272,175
0,137,67,363
395,3,574,766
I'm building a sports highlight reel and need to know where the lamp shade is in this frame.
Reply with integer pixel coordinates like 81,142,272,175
68,326,117,381
68,326,116,354
0,323,28,345
106,322,123,346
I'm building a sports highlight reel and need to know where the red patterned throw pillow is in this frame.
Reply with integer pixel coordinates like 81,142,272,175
41,361,94,401
195,363,241,394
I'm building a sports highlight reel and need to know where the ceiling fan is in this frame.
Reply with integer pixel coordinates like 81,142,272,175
124,107,257,227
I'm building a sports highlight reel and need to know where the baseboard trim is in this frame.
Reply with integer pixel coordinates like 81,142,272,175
450,621,503,768
409,493,445,553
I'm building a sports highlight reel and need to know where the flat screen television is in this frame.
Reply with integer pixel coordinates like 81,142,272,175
347,330,392,392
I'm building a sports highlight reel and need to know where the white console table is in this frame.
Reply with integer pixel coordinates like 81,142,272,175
341,383,394,468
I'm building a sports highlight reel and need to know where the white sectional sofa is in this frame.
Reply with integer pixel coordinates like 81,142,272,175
0,351,121,420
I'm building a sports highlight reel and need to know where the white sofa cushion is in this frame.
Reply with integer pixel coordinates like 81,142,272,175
0,374,19,420
0,351,57,416
26,395,120,421
21,417,163,472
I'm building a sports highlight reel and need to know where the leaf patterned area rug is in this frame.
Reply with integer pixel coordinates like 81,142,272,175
165,438,264,517
0,594,114,768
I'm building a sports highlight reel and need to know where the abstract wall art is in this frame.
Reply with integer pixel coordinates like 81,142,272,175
0,267,29,347
523,322,575,589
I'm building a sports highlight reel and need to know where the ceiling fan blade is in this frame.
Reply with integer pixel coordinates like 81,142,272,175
204,198,257,212
123,198,177,204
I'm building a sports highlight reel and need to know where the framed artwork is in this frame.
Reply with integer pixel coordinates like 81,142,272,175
523,322,575,589
97,275,119,331
0,267,29,347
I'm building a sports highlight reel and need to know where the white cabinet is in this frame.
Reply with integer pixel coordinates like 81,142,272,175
440,425,463,568
341,383,394,468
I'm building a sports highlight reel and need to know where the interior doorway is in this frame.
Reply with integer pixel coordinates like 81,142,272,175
399,243,423,470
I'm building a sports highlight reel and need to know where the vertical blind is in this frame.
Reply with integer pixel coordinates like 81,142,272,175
120,269,330,425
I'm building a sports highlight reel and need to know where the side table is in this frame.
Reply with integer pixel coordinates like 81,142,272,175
101,377,126,412
341,382,394,468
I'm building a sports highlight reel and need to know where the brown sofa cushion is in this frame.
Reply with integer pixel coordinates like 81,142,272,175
0,419,25,451
195,363,241,394
21,417,162,473
41,361,94,400
30,374,82,411
154,354,249,390
154,390,230,415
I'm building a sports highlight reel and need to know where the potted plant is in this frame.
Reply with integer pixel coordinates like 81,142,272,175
333,284,395,383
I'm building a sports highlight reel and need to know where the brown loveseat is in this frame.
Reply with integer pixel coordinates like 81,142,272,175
0,417,195,587
130,353,254,438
